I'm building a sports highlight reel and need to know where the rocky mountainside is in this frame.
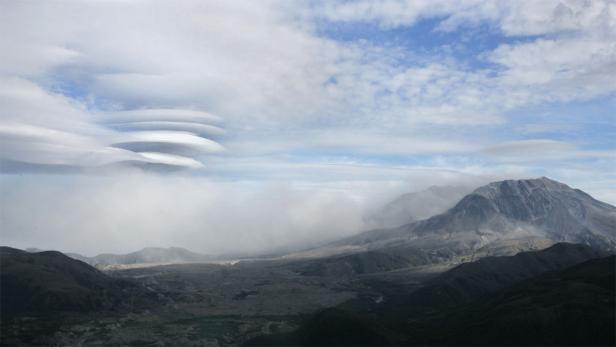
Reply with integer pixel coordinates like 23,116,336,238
415,176,616,245
328,177,616,261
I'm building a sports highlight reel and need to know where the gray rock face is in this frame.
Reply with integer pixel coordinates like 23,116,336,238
416,177,616,249
330,177,616,261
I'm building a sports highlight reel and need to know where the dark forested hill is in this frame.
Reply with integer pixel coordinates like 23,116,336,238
0,246,142,314
248,244,615,346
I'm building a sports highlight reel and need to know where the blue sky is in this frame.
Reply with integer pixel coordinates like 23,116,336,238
0,0,615,253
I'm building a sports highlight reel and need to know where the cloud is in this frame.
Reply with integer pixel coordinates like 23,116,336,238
482,139,576,162
0,173,370,255
1,0,504,171
321,0,616,105
482,139,616,163
0,0,615,253
0,1,517,125
3,0,612,172
103,109,225,166
225,127,478,157
490,36,616,101
105,109,223,124
0,77,135,168
0,77,224,170
321,0,612,36
0,0,339,120
0,169,510,255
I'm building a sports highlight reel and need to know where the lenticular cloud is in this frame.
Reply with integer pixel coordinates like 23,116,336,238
0,78,225,172
104,108,225,169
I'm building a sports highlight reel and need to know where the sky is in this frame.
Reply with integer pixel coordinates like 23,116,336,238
1,0,615,255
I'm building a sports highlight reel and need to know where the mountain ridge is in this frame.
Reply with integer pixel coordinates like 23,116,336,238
0,246,144,314
32,246,215,268
83,246,213,267
247,243,615,346
317,177,616,262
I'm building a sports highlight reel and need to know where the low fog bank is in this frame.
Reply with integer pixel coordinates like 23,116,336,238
0,171,502,256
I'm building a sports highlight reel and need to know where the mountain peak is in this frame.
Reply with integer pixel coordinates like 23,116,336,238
473,177,571,198
459,177,598,221
431,177,616,250
317,177,615,265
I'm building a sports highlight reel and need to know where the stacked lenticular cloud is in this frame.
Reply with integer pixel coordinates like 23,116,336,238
106,109,225,169
0,78,224,172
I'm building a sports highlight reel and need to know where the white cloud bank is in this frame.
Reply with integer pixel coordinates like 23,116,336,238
0,173,373,255
0,0,615,253
0,169,514,256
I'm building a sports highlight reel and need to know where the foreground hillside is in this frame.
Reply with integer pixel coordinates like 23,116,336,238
403,242,608,308
0,247,143,314
248,244,615,346
0,247,158,345
431,255,616,345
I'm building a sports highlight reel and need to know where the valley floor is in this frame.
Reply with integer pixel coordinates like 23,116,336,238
1,258,446,346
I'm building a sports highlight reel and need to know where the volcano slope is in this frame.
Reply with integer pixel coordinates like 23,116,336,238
314,177,616,266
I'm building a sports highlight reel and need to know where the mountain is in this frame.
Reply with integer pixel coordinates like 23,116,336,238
401,242,609,309
71,247,213,268
248,244,615,346
327,177,616,261
367,185,473,228
426,255,615,346
24,247,94,264
415,176,616,246
0,247,141,314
